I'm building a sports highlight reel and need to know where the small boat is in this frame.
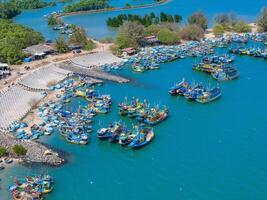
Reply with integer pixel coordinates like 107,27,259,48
132,65,145,73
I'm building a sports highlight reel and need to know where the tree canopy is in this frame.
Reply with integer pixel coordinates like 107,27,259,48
63,0,110,13
257,7,267,32
116,21,144,48
157,29,180,44
107,12,182,27
188,12,208,30
0,19,44,64
179,24,205,41
0,2,21,19
10,0,55,10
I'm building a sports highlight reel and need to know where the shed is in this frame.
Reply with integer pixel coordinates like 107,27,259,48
23,44,54,58
122,48,137,56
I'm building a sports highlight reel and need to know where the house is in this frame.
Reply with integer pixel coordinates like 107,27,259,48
122,48,137,56
23,44,54,60
142,35,159,46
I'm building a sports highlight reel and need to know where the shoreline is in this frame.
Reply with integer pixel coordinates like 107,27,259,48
57,0,171,19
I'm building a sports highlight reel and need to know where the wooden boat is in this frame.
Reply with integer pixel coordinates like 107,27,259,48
128,128,154,149
168,79,190,96
196,87,222,103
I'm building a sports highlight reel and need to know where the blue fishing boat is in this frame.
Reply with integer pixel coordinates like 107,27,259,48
168,79,190,96
196,87,222,103
128,127,154,149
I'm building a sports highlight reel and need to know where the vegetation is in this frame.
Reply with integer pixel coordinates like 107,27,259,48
68,27,95,50
188,12,208,30
257,7,267,32
55,36,69,53
0,146,7,157
213,23,224,36
157,29,180,44
100,37,114,43
0,2,21,19
214,13,237,30
10,0,56,10
0,19,44,64
179,24,205,41
232,21,251,33
47,15,63,26
106,12,182,27
116,21,144,48
12,145,27,156
63,0,110,13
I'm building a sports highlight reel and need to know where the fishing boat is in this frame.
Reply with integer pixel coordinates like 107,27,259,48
184,84,206,101
196,87,222,103
128,127,154,149
132,65,145,73
212,67,239,81
168,79,190,95
143,108,168,125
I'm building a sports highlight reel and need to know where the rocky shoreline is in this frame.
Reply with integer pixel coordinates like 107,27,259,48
0,131,63,166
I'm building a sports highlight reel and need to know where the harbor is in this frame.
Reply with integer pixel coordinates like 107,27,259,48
0,0,267,199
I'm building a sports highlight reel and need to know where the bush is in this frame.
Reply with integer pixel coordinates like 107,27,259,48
233,21,251,33
257,7,267,32
0,146,7,157
84,40,95,51
144,24,161,36
12,145,27,156
213,23,224,36
188,12,208,30
116,21,144,48
179,24,204,41
157,29,180,44
100,37,114,43
214,13,237,30
55,36,69,53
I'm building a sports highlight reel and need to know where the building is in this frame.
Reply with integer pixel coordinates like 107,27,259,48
142,35,159,46
23,44,54,60
122,48,137,56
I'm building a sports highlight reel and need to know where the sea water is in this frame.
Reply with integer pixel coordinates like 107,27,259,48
1,45,267,199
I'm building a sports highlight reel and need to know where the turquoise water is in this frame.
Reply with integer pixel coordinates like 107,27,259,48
2,0,267,199
1,46,267,199
14,0,267,40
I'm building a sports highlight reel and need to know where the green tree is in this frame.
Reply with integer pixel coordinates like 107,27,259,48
63,0,110,13
68,27,95,50
214,13,236,30
179,24,205,41
0,2,21,19
0,146,7,157
12,145,27,156
116,21,144,48
10,0,55,10
55,36,69,53
257,7,267,32
232,21,251,33
157,29,180,44
0,19,44,64
144,24,161,36
213,23,224,36
47,15,61,26
188,12,208,30
174,15,182,23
